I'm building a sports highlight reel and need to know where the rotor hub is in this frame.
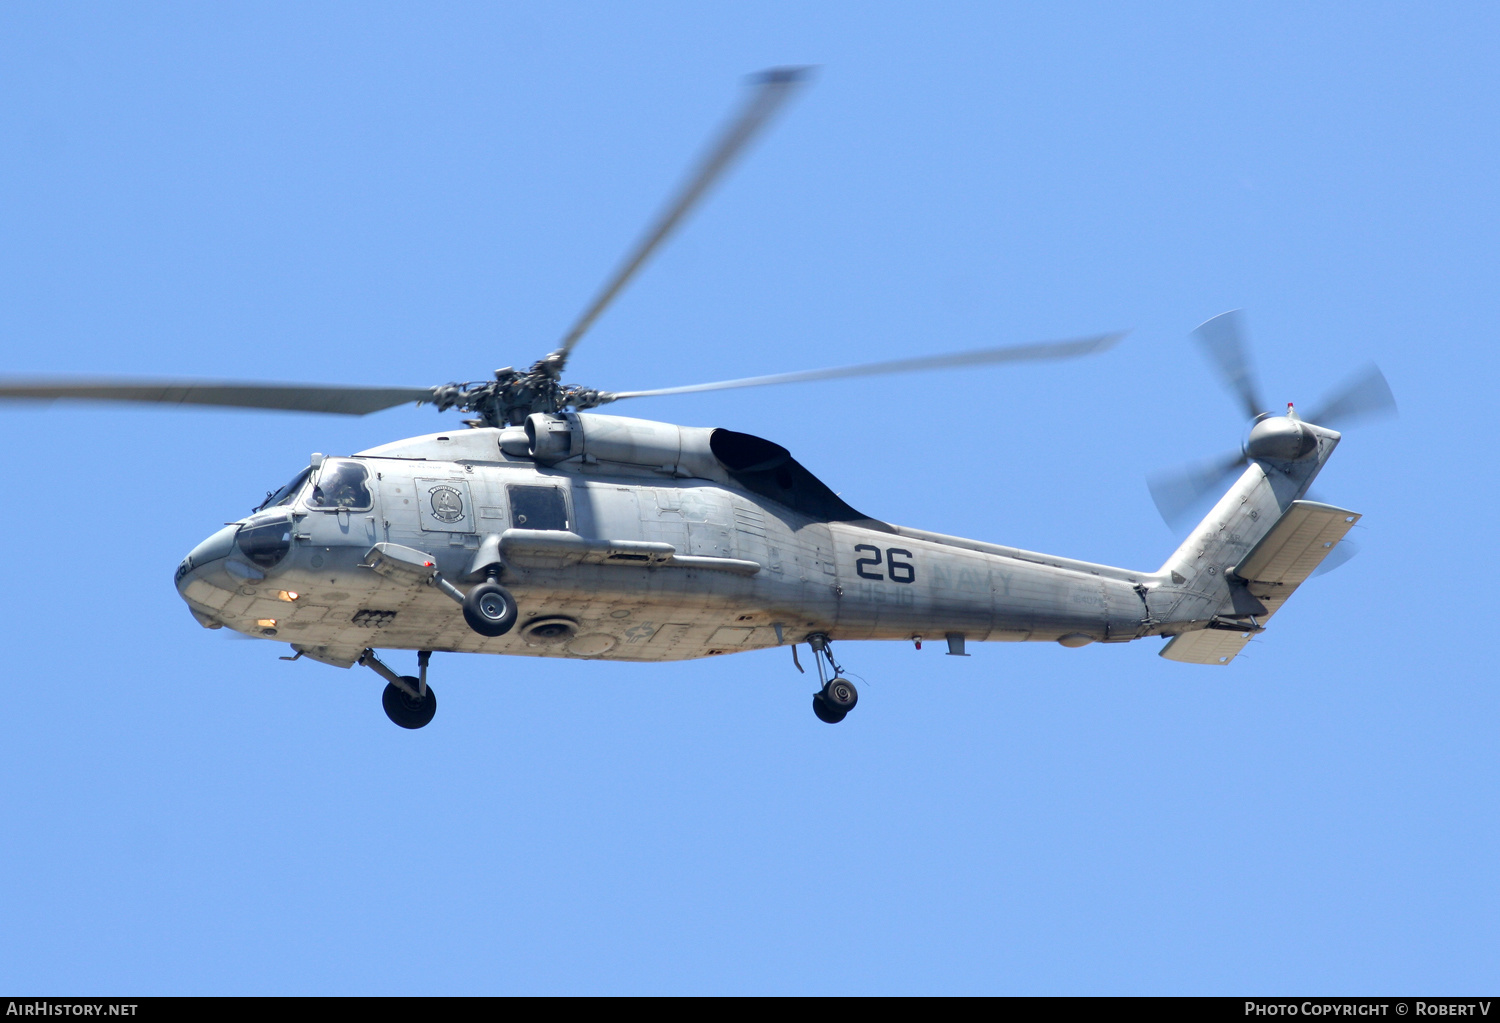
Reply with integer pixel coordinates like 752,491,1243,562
1245,414,1318,462
429,353,616,428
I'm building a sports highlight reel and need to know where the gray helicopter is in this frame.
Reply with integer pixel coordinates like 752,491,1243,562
0,70,1395,729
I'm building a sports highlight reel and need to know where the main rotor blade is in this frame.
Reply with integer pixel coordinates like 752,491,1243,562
0,379,437,416
1192,310,1266,421
605,331,1125,401
1303,363,1398,428
1147,449,1248,526
551,66,813,369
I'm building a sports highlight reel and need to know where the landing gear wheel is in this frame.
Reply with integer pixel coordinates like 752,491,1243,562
812,693,847,724
822,677,858,713
463,581,518,637
382,679,437,729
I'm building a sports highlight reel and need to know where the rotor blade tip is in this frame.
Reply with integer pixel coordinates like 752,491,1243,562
756,65,817,85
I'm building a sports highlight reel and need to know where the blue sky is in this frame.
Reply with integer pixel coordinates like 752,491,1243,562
0,2,1495,994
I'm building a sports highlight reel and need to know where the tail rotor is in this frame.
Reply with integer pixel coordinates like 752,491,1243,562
1147,310,1397,536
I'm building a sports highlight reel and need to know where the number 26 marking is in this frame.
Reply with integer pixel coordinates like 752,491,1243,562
854,545,915,584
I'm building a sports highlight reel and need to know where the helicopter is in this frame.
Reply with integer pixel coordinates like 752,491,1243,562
0,69,1395,729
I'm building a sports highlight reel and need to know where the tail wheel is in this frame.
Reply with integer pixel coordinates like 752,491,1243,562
812,693,846,724
822,677,858,712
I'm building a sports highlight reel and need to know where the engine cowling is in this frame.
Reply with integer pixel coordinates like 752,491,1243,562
523,412,723,479
524,413,578,464
516,413,873,524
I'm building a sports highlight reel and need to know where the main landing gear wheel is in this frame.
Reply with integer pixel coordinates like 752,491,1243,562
382,678,437,729
463,581,518,637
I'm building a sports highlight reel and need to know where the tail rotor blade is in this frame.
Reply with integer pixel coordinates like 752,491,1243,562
1303,363,1398,428
1192,310,1266,421
1311,538,1360,578
1147,450,1247,526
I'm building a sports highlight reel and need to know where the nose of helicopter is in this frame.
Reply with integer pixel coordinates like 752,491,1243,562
176,524,239,586
173,524,242,630
174,513,300,632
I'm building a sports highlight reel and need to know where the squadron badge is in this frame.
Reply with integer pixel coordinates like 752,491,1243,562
428,485,465,524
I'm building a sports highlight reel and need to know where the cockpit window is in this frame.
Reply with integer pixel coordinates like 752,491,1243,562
308,460,373,511
256,467,312,512
237,512,294,569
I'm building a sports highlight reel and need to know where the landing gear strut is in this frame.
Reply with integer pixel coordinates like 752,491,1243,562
403,550,515,639
805,634,858,724
362,648,437,729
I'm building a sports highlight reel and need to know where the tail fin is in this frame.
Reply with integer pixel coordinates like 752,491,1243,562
1149,420,1357,664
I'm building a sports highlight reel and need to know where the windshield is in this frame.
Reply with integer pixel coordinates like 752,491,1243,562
256,467,312,512
237,511,294,569
308,459,373,511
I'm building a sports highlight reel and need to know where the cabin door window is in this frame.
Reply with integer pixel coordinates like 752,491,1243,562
508,485,570,531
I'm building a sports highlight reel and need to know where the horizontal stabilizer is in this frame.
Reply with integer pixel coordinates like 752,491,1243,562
1234,501,1361,593
1160,625,1258,666
1159,500,1361,666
